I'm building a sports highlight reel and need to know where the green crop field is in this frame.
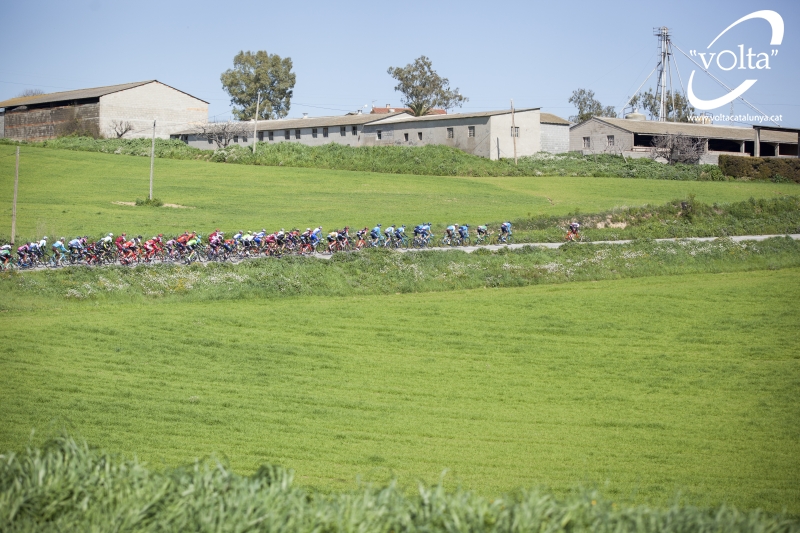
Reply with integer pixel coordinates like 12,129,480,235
1,145,798,241
2,264,798,513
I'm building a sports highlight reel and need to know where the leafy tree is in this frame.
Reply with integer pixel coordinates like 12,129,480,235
568,89,617,123
631,89,694,122
221,51,296,121
387,56,467,116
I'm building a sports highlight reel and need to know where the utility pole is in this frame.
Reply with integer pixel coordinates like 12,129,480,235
149,119,156,200
252,91,261,154
11,147,19,245
511,99,518,165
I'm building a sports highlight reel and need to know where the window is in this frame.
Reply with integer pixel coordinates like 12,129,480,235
312,128,318,138
207,138,213,144
258,131,264,142
233,135,239,143
510,127,519,138
352,126,357,136
295,129,300,139
583,136,591,148
284,130,290,140
268,131,274,141
242,135,247,143
404,133,409,141
417,132,422,140
447,128,454,139
377,130,382,140
607,135,615,147
468,126,475,138
340,126,346,136
323,127,328,138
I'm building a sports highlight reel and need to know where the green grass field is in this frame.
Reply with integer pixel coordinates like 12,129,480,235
2,145,799,522
2,266,798,513
1,146,798,241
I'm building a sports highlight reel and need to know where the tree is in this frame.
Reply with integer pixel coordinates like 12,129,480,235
568,89,617,123
650,134,705,165
387,56,467,116
630,89,694,122
15,88,45,98
110,120,134,138
194,121,250,149
220,51,296,121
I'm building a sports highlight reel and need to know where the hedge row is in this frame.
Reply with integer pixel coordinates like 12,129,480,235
719,154,800,183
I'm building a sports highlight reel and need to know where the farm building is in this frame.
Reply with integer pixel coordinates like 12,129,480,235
570,116,799,164
0,81,208,141
175,108,570,159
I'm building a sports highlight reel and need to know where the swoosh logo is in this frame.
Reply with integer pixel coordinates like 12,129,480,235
688,10,783,111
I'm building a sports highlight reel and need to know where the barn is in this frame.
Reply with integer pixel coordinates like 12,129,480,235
0,80,208,141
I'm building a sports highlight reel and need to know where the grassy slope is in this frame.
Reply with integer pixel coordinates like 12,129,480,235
0,146,798,241
2,268,798,512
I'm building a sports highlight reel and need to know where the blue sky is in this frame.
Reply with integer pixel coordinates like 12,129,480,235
2,0,797,126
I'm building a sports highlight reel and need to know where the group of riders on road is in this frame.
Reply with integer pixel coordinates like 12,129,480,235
1,220,582,269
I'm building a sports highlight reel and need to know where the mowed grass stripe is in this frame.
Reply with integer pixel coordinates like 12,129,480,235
1,268,798,512
0,146,798,240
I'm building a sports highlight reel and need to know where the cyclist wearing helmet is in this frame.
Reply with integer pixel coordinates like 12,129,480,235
52,238,68,260
0,244,11,266
477,224,489,236
370,224,382,240
458,224,470,239
446,223,457,239
394,224,406,239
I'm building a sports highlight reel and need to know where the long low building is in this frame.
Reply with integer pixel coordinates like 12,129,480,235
174,108,570,159
0,81,208,141
570,116,799,164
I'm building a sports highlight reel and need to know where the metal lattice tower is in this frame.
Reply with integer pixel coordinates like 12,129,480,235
654,27,672,122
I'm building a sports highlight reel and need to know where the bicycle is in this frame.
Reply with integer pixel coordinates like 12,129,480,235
495,234,514,245
565,231,583,242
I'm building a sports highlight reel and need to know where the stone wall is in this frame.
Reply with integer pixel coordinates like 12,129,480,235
3,101,100,141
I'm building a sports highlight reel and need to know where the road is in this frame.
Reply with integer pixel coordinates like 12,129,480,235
314,234,800,259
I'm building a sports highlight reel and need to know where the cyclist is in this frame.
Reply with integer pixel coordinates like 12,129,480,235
311,226,323,247
355,227,368,248
395,224,406,239
567,222,581,241
115,233,127,252
17,242,32,265
499,222,512,242
326,229,339,251
476,224,489,240
370,224,382,244
99,233,113,250
143,235,162,260
68,237,85,257
458,224,470,240
51,238,68,262
0,244,12,267
29,237,46,263
337,227,350,247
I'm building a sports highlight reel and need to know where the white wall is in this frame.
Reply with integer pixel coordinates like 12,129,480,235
488,110,540,160
99,82,208,139
540,123,569,153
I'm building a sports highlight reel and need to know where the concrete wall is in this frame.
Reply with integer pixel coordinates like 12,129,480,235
99,82,208,139
258,123,364,148
540,123,569,154
488,110,540,160
3,101,100,141
361,116,493,158
569,120,634,152
181,122,367,150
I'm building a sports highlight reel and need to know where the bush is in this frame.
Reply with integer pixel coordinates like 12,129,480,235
9,135,745,181
719,155,800,183
135,197,164,207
